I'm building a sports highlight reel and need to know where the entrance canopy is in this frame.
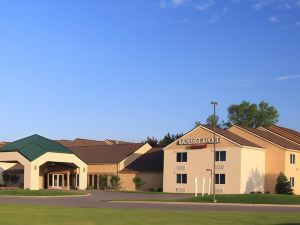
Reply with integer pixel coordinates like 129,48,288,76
0,134,73,161
0,134,87,190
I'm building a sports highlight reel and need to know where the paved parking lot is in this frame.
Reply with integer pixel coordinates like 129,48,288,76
1,191,300,212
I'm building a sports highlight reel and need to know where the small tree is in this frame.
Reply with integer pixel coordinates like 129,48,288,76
110,175,121,190
275,172,293,194
98,175,108,190
133,176,145,191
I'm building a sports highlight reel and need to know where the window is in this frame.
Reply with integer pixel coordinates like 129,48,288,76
290,177,295,187
216,151,226,161
215,174,226,184
176,174,187,184
290,154,296,164
176,152,187,162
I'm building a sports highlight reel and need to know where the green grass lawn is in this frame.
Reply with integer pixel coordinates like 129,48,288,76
0,189,86,196
0,205,299,225
180,194,300,205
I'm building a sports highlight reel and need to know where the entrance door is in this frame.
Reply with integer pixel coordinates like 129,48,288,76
53,174,63,189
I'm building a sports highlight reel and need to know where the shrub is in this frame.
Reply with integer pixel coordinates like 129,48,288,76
149,187,157,192
256,191,262,194
264,191,270,194
110,175,121,190
132,177,145,191
98,175,108,190
275,172,293,195
157,187,163,192
250,191,255,194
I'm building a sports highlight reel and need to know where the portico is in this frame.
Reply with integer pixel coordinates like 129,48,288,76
0,134,87,190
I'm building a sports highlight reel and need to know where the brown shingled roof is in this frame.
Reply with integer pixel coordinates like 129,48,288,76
74,138,109,146
70,143,145,164
263,125,300,145
204,126,263,148
238,126,300,150
121,147,163,172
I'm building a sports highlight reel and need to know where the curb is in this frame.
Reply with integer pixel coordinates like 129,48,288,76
109,200,300,208
0,193,91,198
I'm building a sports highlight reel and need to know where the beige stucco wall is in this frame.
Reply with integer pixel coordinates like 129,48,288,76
32,152,88,190
229,126,285,193
240,147,265,193
120,172,163,191
284,150,300,194
163,126,253,194
0,152,32,189
88,164,118,174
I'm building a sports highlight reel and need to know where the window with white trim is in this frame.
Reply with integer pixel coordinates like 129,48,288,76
215,174,226,184
176,174,187,184
290,177,295,187
176,152,187,162
216,151,226,161
290,154,296,164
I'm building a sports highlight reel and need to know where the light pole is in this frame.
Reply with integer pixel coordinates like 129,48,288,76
211,101,218,203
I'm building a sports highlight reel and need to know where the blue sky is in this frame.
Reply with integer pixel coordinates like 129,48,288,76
0,0,299,142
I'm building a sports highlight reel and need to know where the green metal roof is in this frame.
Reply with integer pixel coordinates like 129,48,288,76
0,134,73,161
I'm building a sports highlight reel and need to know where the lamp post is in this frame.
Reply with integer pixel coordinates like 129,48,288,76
211,101,218,203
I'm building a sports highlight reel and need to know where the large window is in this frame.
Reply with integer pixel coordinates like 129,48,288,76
215,174,226,184
176,174,187,184
290,177,295,187
290,154,296,164
216,151,226,161
176,152,187,162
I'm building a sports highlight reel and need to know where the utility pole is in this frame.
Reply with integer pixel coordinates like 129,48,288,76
211,101,218,203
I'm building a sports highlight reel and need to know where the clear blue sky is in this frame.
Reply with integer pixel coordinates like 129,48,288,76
0,0,299,142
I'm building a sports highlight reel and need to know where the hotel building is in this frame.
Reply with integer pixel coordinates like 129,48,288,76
0,135,163,191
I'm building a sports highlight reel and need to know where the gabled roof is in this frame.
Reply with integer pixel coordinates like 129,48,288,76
261,125,300,145
204,126,263,148
69,143,145,164
122,147,163,172
0,134,73,161
235,126,300,150
164,125,263,150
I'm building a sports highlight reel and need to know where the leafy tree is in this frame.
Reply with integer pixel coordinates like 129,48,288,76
227,101,279,128
110,175,121,190
275,172,293,194
206,114,220,128
98,175,108,190
132,176,145,190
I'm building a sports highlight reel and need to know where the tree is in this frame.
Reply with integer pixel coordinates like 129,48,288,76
98,175,108,190
132,176,145,191
144,137,159,147
206,114,220,128
159,133,183,147
227,101,279,128
110,175,121,191
275,172,293,194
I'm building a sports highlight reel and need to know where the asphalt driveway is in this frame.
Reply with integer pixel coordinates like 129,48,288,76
0,190,300,212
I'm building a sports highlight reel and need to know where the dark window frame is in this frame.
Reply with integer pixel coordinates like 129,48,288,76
215,174,226,184
176,174,187,184
216,151,226,162
176,152,187,162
